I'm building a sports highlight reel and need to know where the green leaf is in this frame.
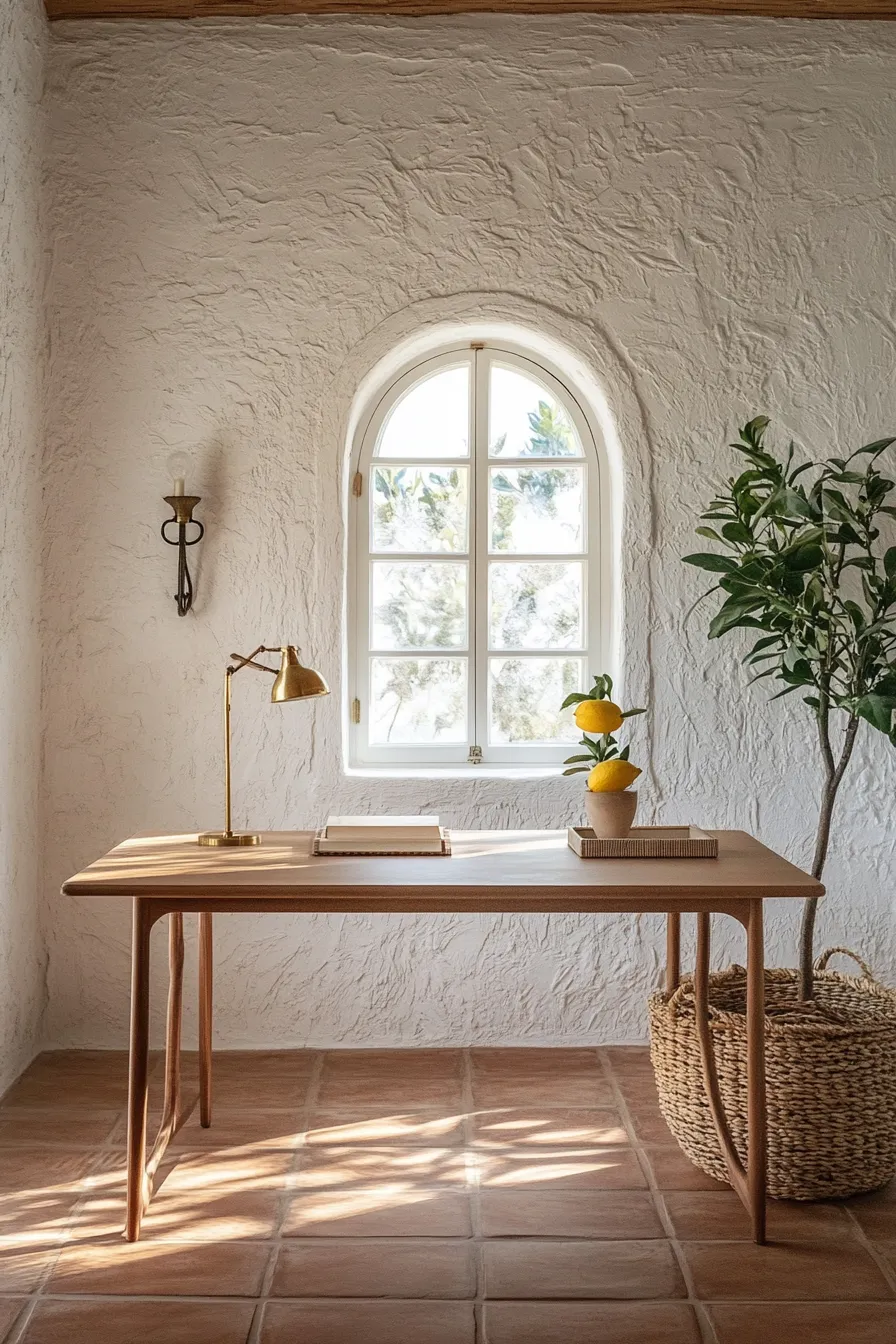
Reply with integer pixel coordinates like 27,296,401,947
885,547,896,581
721,521,753,546
746,634,784,656
562,754,597,764
695,526,724,543
851,437,896,458
769,683,802,700
562,766,591,776
682,553,737,573
708,595,766,639
559,692,590,709
621,707,646,719
784,544,824,572
854,694,895,736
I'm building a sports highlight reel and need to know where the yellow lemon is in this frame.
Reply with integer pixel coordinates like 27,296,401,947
587,760,641,793
574,699,623,735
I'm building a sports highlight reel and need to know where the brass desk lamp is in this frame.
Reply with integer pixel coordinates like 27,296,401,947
199,645,329,847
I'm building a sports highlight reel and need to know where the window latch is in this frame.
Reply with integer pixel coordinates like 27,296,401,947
467,745,483,765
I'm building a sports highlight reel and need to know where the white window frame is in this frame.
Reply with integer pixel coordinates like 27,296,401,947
348,340,613,770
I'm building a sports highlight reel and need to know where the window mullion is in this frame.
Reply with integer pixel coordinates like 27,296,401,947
472,347,490,757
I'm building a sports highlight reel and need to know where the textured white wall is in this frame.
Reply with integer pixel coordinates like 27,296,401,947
43,16,896,1050
0,0,46,1090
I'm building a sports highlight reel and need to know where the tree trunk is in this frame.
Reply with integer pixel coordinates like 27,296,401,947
798,715,860,1000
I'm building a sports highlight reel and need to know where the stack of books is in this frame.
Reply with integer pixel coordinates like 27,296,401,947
314,816,449,856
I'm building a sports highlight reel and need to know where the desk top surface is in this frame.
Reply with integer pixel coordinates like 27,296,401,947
61,830,822,910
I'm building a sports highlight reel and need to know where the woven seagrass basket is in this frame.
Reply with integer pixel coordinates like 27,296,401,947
648,948,896,1200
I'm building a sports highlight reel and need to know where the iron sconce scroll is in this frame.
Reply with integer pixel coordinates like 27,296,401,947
161,493,204,616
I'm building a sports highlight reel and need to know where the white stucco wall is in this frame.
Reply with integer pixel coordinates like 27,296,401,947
43,16,896,1050
0,0,46,1090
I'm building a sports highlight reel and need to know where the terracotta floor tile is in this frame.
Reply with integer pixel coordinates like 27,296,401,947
682,1238,894,1300
0,1108,120,1148
271,1239,475,1297
318,1051,465,1107
0,1188,80,1246
72,1187,281,1242
470,1107,627,1148
602,1046,652,1076
0,1147,96,1194
77,1147,295,1206
0,1300,24,1343
470,1050,612,1106
294,1145,470,1190
47,1241,269,1296
847,1182,896,1239
260,1299,474,1344
482,1238,685,1299
2,1053,129,1108
178,1050,316,1109
612,1074,662,1106
708,1302,896,1344
477,1146,646,1191
483,1301,702,1344
160,1149,295,1193
306,1108,467,1146
19,1298,256,1344
624,1101,674,1143
0,1248,55,1294
664,1190,856,1241
644,1146,729,1191
115,1109,306,1153
480,1189,664,1239
472,1049,602,1077
283,1189,472,1237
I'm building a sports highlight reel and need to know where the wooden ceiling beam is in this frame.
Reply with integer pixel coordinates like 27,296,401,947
44,0,896,20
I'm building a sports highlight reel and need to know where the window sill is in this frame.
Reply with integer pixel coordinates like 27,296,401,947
344,765,570,781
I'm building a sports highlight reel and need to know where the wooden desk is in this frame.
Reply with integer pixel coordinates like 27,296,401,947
62,828,823,1244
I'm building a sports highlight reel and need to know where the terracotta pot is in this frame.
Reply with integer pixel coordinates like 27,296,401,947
584,789,638,839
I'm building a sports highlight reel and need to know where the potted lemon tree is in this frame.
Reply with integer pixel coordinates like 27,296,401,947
560,675,644,838
650,417,896,1200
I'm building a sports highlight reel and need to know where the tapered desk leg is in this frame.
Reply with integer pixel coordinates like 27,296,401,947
694,909,767,1245
666,913,681,992
155,913,184,1156
747,902,767,1245
126,900,153,1242
199,912,213,1128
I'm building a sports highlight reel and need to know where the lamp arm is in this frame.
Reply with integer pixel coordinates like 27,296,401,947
228,647,279,676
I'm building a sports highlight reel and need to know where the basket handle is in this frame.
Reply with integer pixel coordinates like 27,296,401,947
814,946,876,980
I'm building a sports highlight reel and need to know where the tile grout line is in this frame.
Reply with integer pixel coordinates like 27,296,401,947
245,1049,325,1344
842,1206,896,1299
598,1049,721,1344
462,1047,484,1344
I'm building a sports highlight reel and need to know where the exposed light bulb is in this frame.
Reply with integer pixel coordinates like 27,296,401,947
166,451,190,497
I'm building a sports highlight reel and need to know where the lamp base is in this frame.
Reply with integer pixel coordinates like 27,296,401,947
197,832,260,847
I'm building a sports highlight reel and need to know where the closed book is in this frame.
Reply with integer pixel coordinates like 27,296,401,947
325,815,441,842
315,834,446,855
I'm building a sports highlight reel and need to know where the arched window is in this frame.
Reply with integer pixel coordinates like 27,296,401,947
348,341,612,768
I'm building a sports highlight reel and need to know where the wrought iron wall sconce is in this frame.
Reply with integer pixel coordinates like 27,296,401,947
161,452,204,617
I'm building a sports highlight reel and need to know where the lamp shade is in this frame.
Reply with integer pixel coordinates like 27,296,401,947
271,645,329,703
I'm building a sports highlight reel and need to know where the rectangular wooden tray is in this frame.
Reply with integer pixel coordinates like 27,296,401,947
567,825,718,859
312,829,452,857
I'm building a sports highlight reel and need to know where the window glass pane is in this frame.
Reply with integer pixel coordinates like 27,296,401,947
370,657,467,744
489,562,583,650
371,466,468,553
489,365,582,458
488,657,583,744
490,465,584,553
377,366,469,458
372,561,467,651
